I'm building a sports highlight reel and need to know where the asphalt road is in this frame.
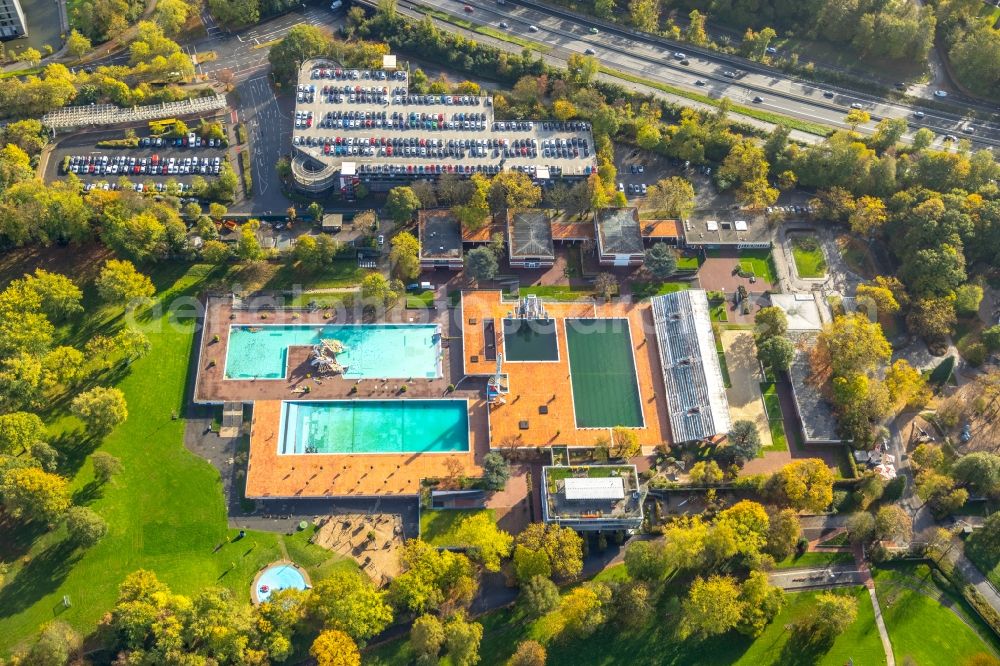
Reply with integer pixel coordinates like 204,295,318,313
233,73,295,214
768,565,869,590
403,0,1000,149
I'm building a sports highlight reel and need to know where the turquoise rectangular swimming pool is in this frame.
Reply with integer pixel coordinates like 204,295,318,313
278,399,470,454
225,324,441,380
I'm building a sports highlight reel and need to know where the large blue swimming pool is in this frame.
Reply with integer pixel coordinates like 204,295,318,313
224,324,441,380
278,399,470,454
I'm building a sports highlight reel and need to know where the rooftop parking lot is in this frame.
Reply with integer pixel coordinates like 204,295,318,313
291,62,597,182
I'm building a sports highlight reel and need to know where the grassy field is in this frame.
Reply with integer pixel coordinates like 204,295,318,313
405,289,435,309
791,236,827,278
419,509,494,546
365,583,883,665
677,256,702,271
873,563,1000,664
760,383,789,452
0,263,355,654
629,281,690,300
518,285,596,302
774,550,855,569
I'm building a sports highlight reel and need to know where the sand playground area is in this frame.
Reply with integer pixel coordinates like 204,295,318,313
312,513,404,586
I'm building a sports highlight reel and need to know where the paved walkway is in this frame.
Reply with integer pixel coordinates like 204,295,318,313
869,586,896,666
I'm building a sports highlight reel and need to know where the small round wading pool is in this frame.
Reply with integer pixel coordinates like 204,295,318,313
251,561,311,604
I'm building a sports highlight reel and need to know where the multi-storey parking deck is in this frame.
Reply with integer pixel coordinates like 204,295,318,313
290,59,597,192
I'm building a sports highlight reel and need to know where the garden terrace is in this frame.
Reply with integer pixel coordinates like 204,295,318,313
787,331,844,445
541,465,644,531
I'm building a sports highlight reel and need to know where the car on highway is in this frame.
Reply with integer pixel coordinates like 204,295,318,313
850,102,864,110
584,48,596,55
753,96,764,103
963,126,975,134
617,182,624,192
723,70,735,77
528,24,539,32
894,82,907,90
589,27,599,34
673,52,685,60
765,46,777,54
913,110,925,119
695,79,706,86
463,4,473,11
944,134,957,141
933,90,948,98
640,183,647,195
498,21,508,28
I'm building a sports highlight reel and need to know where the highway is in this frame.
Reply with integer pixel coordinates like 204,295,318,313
406,0,1000,148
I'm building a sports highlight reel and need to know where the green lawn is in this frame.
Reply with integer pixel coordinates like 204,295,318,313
676,256,701,272
630,281,690,301
709,299,729,323
965,528,1000,590
0,263,355,654
774,550,856,569
419,509,494,546
405,290,435,309
873,563,1000,665
518,285,596,302
760,383,789,451
768,418,789,452
365,584,883,665
267,258,371,290
791,236,827,279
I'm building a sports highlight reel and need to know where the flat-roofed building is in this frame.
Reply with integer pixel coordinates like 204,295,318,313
541,465,644,532
507,209,555,267
650,290,732,443
682,216,770,249
595,207,645,266
418,209,464,269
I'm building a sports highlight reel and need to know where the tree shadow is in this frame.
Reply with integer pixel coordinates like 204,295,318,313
0,539,81,619
52,428,101,478
0,514,48,561
72,480,104,507
777,626,834,666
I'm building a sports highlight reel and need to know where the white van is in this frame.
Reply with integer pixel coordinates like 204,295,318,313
330,0,343,10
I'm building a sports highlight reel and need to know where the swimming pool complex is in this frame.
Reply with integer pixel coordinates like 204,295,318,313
225,324,441,380
278,399,470,454
253,562,309,603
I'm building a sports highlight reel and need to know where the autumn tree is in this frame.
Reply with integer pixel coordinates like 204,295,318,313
488,171,542,218
513,523,584,581
71,386,128,438
311,630,360,666
96,259,155,308
91,451,123,484
680,575,744,638
66,506,108,547
845,109,870,131
306,569,393,642
875,504,912,543
794,592,857,644
813,313,891,379
560,582,610,639
389,540,478,614
737,570,784,636
953,452,1000,497
849,195,888,237
628,0,660,32
754,306,788,341
453,173,491,231
455,512,514,572
410,614,445,662
385,186,422,224
689,460,724,485
0,411,45,455
594,273,619,301
885,359,930,411
520,574,560,618
361,274,400,308
389,231,421,281
646,176,695,218
509,640,547,666
624,540,671,582
444,612,484,666
756,335,795,371
765,508,802,561
610,426,639,458
767,459,835,512
1,466,70,523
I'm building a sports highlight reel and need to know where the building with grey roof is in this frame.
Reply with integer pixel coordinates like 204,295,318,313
595,207,645,266
650,290,731,443
541,465,644,532
507,209,555,267
418,209,464,270
787,331,844,444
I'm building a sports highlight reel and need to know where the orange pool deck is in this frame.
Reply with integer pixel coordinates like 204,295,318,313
461,291,672,448
246,398,488,498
